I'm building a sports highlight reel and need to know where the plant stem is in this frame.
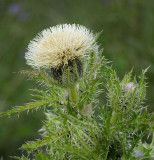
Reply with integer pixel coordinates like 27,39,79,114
68,84,79,104
110,111,118,125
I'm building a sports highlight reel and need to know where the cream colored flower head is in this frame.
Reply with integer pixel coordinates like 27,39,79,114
25,24,98,69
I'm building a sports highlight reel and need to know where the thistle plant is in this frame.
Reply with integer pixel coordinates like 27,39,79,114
0,24,153,160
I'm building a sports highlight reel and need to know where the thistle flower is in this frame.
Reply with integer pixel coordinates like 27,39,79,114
25,24,98,69
25,24,98,86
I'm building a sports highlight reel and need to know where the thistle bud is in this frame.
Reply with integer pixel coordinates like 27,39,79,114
123,82,136,93
51,58,83,86
121,82,137,110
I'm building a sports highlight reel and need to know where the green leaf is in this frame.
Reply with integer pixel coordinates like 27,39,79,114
11,156,29,160
0,99,51,117
36,153,51,160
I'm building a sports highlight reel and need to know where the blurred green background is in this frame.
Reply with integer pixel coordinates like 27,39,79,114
0,0,154,159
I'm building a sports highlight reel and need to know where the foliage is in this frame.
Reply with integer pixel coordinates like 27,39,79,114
1,0,154,158
0,44,153,159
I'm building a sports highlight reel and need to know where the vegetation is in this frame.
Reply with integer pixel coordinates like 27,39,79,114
0,0,154,159
0,33,153,159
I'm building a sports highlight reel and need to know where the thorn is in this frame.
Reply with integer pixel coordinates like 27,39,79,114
143,66,150,73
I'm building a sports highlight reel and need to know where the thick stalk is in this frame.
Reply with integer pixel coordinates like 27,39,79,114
68,84,79,104
110,111,118,125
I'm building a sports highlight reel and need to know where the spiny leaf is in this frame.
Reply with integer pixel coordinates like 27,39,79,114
93,30,103,44
0,99,51,117
121,69,133,86
11,156,29,160
64,145,88,160
21,136,62,151
36,153,51,160
21,139,48,151
19,70,61,87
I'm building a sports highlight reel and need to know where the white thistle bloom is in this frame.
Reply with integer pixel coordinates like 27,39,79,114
25,24,98,69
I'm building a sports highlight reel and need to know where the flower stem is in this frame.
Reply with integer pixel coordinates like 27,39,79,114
68,84,79,104
110,111,118,125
